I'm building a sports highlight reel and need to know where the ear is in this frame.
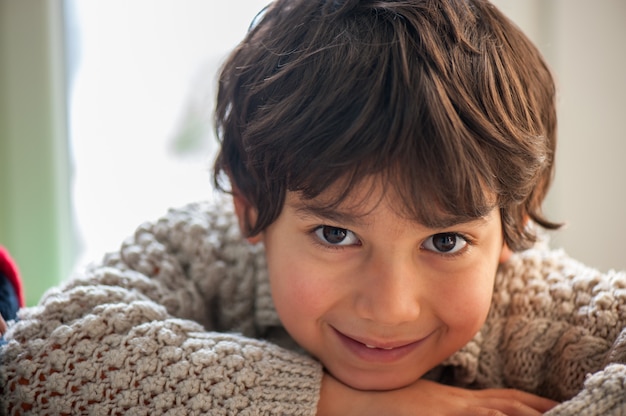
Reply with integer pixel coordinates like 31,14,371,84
232,192,263,244
499,241,513,264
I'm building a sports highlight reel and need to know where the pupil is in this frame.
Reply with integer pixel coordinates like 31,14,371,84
323,226,347,244
434,233,456,252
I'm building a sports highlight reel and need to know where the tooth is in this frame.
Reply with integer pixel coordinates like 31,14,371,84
365,344,394,350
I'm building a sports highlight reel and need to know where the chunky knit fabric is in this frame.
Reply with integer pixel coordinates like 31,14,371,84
1,198,625,415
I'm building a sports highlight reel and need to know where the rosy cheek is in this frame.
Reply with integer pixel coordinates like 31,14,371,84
455,294,491,329
434,274,494,330
269,260,326,319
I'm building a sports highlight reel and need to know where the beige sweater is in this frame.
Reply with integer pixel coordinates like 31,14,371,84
1,198,625,415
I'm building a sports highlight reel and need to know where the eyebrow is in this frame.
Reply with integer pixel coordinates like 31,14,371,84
422,214,492,230
289,201,371,228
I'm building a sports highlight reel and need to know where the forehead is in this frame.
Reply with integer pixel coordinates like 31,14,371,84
291,174,387,212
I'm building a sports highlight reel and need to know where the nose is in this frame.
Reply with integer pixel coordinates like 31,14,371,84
354,252,422,325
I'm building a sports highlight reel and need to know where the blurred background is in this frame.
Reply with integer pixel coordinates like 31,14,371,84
1,0,625,306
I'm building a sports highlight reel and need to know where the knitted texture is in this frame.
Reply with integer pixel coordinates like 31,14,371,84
1,198,625,414
0,198,319,415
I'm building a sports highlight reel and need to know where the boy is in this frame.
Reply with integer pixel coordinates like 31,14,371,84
1,0,625,414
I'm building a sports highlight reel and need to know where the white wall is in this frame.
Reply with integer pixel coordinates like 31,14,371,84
493,0,626,272
67,1,269,269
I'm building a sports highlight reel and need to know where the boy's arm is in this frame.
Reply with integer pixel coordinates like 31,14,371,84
1,297,322,414
0,200,323,414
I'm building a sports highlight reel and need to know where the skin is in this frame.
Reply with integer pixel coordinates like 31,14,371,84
234,179,557,415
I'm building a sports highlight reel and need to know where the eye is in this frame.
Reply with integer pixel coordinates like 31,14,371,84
422,233,468,255
314,226,360,246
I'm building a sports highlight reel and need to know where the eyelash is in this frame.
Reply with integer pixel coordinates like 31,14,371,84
310,225,361,251
422,232,475,259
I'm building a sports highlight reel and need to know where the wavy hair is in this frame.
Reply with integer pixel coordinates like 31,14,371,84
214,0,560,250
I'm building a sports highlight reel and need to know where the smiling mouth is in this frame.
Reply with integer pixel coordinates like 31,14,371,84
332,327,431,362
346,331,423,350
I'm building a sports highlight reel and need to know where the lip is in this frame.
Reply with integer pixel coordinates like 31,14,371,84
331,327,432,364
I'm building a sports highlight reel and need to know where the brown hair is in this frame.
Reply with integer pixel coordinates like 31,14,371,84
214,0,560,251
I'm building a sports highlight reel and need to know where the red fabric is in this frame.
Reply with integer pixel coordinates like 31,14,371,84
0,246,25,307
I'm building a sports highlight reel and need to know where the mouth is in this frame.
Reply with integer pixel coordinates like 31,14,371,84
331,327,432,363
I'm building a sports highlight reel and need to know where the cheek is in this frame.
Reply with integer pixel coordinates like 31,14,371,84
266,252,333,330
433,266,496,333
451,284,493,327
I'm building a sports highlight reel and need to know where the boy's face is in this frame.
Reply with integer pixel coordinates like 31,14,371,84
235,180,509,391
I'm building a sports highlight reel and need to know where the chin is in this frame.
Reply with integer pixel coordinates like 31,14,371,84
330,367,423,392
